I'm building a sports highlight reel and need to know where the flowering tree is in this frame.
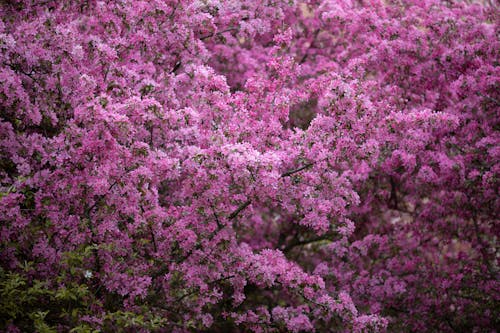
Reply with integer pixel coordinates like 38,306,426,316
0,0,498,332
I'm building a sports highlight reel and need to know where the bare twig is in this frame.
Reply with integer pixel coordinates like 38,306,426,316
281,163,314,178
283,232,339,253
174,275,235,302
478,93,500,106
228,200,251,220
200,26,239,40
389,176,399,210
209,200,223,229
170,60,182,74
225,163,314,220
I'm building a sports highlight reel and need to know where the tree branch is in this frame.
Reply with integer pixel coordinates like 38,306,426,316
228,200,251,220
200,27,239,40
283,232,339,253
225,163,314,221
209,200,223,229
281,163,314,178
170,60,182,74
478,93,500,106
174,275,235,302
389,176,399,210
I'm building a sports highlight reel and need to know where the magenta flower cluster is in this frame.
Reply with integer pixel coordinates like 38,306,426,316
0,0,498,332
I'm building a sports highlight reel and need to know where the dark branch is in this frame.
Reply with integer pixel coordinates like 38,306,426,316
283,232,339,253
478,93,500,106
209,200,223,229
174,275,235,302
281,163,314,178
389,176,398,210
224,162,313,221
200,27,239,40
228,200,251,220
199,16,249,41
171,60,182,74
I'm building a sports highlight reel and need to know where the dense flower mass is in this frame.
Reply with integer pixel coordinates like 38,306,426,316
0,0,498,331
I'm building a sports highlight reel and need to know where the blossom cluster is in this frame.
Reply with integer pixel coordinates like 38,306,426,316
0,0,498,332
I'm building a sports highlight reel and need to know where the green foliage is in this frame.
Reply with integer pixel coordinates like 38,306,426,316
1,268,55,331
0,265,96,332
1,265,172,332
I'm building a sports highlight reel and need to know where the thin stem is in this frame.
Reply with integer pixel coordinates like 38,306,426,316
226,163,314,220
174,275,235,302
200,27,239,40
281,163,314,178
209,200,223,229
283,232,339,253
228,200,251,220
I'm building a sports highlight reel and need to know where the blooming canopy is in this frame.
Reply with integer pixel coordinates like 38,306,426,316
0,0,498,332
